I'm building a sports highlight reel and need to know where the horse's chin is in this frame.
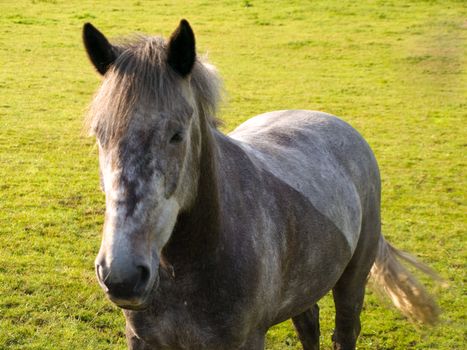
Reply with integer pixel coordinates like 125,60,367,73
109,291,152,311
117,300,150,311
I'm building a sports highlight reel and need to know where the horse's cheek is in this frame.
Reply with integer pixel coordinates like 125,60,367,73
164,143,189,198
163,165,177,199
163,152,182,199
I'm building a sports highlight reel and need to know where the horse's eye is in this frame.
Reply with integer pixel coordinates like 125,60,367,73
169,131,184,144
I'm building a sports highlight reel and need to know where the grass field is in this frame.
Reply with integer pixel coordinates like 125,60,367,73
0,0,465,349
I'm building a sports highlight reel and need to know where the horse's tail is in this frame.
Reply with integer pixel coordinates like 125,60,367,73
369,236,445,325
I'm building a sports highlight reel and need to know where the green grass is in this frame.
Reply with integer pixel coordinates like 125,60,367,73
0,0,465,349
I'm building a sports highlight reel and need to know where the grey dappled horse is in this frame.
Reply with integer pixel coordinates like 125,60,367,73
83,20,440,350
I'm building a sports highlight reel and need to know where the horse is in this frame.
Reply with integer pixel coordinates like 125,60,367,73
82,19,440,350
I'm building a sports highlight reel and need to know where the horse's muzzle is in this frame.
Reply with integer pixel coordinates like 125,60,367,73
95,261,158,309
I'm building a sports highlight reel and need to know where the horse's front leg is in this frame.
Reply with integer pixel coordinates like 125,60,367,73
292,304,320,350
126,323,152,350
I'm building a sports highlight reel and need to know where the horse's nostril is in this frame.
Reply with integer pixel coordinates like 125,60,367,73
135,265,151,292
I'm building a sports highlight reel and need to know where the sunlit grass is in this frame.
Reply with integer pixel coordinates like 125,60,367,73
0,1,465,349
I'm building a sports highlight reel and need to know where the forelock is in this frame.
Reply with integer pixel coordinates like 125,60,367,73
85,35,222,146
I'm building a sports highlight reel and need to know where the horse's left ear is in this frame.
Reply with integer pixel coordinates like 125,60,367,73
167,19,196,77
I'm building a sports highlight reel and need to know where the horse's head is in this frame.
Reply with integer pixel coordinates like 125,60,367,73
83,20,218,309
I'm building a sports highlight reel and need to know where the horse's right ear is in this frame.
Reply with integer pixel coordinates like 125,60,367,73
82,23,117,75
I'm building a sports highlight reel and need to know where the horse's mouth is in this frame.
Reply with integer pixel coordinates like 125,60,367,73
114,299,150,311
107,291,152,311
106,274,158,311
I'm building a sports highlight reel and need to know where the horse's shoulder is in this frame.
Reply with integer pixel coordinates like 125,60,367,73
227,110,371,253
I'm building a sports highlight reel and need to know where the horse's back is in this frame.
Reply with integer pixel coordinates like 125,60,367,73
229,110,380,253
